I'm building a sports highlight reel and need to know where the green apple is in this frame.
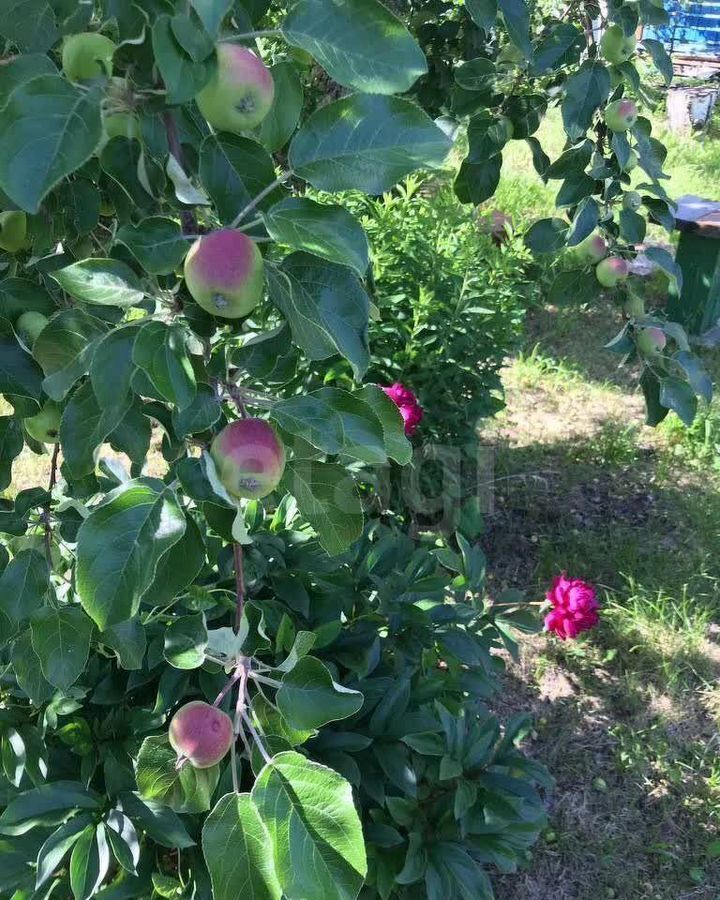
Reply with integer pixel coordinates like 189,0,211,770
24,401,62,444
636,325,666,355
196,44,275,133
62,32,116,82
604,98,638,132
623,190,642,211
184,229,264,319
600,24,637,65
96,111,140,155
16,311,49,347
210,418,286,500
623,294,645,317
99,199,115,217
0,211,27,253
574,232,608,265
620,149,638,172
595,256,629,287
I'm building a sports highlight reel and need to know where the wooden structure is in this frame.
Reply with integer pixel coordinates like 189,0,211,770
667,195,720,334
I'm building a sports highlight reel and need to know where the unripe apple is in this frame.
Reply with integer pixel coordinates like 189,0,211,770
621,149,638,172
604,99,638,132
196,44,274,133
184,229,264,319
16,311,49,346
596,256,629,287
636,326,666,355
96,112,140,155
623,190,642,211
24,401,62,444
600,24,637,65
62,33,116,82
623,294,644,317
574,232,607,265
0,211,27,253
210,418,286,500
169,701,234,769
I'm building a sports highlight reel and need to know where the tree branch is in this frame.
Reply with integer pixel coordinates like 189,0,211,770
230,172,292,228
162,109,197,235
42,445,59,571
233,542,245,634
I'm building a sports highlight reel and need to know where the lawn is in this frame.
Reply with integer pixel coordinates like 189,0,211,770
481,110,720,899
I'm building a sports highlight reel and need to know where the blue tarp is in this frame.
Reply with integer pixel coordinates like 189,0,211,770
645,0,720,54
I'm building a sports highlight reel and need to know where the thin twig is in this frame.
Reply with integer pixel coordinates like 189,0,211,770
241,707,272,764
233,543,245,634
213,663,245,707
219,29,281,42
230,172,292,228
162,109,197,235
230,739,239,793
42,445,60,571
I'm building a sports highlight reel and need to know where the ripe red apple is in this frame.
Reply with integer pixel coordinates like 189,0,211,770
196,44,274,133
62,33,116,82
183,230,264,319
0,211,27,253
604,99,638,132
24,401,61,444
600,25,636,64
636,326,666,355
210,418,286,500
574,232,607,265
169,701,234,769
595,256,629,287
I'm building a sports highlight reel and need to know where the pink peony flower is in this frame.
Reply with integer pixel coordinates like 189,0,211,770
381,382,424,436
544,573,599,640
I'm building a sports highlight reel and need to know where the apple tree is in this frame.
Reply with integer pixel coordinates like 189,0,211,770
0,2,554,899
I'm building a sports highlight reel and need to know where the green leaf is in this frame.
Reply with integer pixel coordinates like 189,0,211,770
619,208,646,244
674,351,712,403
135,735,219,814
268,254,370,380
272,388,387,464
498,0,531,57
640,368,669,426
118,792,195,849
104,809,140,874
141,515,206,608
133,321,196,410
257,62,303,153
76,479,186,629
172,383,222,435
289,94,451,194
454,154,502,205
190,0,232,37
90,325,139,425
280,459,363,555
0,416,24,492
115,218,188,275
263,197,369,275
36,815,93,890
0,318,44,401
642,38,672,85
282,0,426,93
59,380,128,478
0,53,57,106
531,23,583,73
202,793,281,900
33,309,108,401
0,1,58,52
152,15,214,105
645,245,683,292
466,0,497,30
0,76,102,214
454,58,496,92
562,61,610,141
70,824,110,900
567,197,600,246
252,751,367,900
277,656,363,730
524,218,568,253
171,12,215,61
199,133,281,226
0,278,56,322
30,606,94,690
164,613,208,669
51,259,144,308
0,781,100,836
11,629,53,705
356,384,412,465
660,376,697,426
100,617,147,670
0,549,49,644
